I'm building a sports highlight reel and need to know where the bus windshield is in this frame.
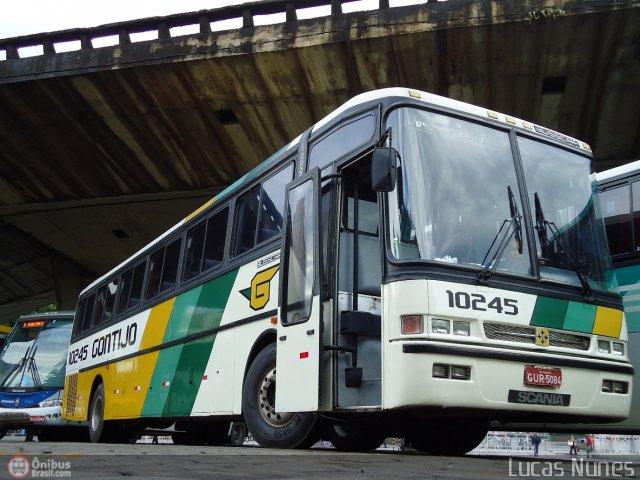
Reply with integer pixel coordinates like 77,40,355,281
386,106,612,291
0,319,72,389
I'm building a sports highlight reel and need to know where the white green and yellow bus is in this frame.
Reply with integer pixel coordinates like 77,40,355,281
63,88,633,453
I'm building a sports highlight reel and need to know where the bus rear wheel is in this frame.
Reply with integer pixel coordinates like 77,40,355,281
229,422,247,446
242,344,318,449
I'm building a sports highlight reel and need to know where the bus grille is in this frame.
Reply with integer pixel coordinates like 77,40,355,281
483,323,590,351
65,374,78,416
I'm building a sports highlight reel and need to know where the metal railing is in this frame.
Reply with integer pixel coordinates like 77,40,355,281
0,0,438,61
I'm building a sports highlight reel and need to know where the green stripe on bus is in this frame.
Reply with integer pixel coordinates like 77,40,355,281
530,297,601,333
162,269,239,416
626,310,640,333
615,264,640,288
562,301,596,334
530,297,568,329
141,344,183,416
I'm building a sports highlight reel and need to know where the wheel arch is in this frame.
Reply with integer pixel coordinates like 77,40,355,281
87,374,105,419
242,329,276,393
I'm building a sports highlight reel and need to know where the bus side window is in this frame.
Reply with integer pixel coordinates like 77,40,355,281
103,280,118,323
128,262,145,309
117,262,145,314
146,238,182,301
93,286,107,328
92,279,118,327
257,165,292,243
146,249,165,300
74,293,95,336
184,222,206,281
600,185,632,255
308,114,376,171
233,187,260,256
183,206,229,280
202,208,229,272
232,163,294,257
159,239,181,294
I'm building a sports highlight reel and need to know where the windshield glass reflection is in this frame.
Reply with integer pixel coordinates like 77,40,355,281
386,108,531,276
518,137,612,291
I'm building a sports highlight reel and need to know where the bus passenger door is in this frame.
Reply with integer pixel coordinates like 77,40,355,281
276,168,324,412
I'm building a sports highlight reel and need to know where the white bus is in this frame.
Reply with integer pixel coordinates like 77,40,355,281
63,88,632,453
593,160,640,432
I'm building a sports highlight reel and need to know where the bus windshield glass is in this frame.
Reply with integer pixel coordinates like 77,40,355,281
386,107,612,291
0,318,72,389
518,136,612,290
387,107,531,276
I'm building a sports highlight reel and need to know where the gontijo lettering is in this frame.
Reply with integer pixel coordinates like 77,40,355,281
68,323,137,365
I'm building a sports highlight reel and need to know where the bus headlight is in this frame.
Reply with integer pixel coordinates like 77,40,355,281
453,321,470,336
612,342,625,356
38,399,62,408
597,340,611,354
432,319,450,334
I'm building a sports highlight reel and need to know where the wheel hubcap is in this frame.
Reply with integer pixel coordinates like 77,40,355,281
91,396,102,432
257,366,294,427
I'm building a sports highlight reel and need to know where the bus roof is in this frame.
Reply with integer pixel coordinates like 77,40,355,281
80,87,591,296
596,160,640,183
16,311,75,322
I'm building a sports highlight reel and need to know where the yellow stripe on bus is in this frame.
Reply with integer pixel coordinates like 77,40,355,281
593,306,623,338
140,298,175,350
105,299,175,418
184,197,216,223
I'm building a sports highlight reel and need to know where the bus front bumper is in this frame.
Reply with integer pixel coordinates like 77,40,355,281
384,341,633,422
0,406,67,428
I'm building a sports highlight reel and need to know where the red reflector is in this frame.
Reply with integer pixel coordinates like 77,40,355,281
202,375,208,380
300,352,309,359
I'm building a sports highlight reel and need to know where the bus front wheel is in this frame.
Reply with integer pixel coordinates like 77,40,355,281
242,344,318,449
88,383,107,443
88,383,130,443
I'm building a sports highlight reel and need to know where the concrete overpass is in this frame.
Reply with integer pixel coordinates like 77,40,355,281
0,0,638,322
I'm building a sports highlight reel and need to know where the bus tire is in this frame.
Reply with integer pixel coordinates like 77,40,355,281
229,422,247,446
326,423,385,451
88,382,125,443
242,343,317,449
88,383,107,443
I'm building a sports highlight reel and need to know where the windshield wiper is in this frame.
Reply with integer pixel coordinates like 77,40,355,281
534,192,594,300
0,345,32,389
0,345,41,390
477,186,523,283
25,347,41,388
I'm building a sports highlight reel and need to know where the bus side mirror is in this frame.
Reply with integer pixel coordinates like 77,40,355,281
371,147,398,192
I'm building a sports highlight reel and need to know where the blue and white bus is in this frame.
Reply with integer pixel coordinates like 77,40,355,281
0,311,84,441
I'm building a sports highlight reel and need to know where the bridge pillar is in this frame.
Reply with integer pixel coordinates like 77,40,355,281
52,255,95,312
